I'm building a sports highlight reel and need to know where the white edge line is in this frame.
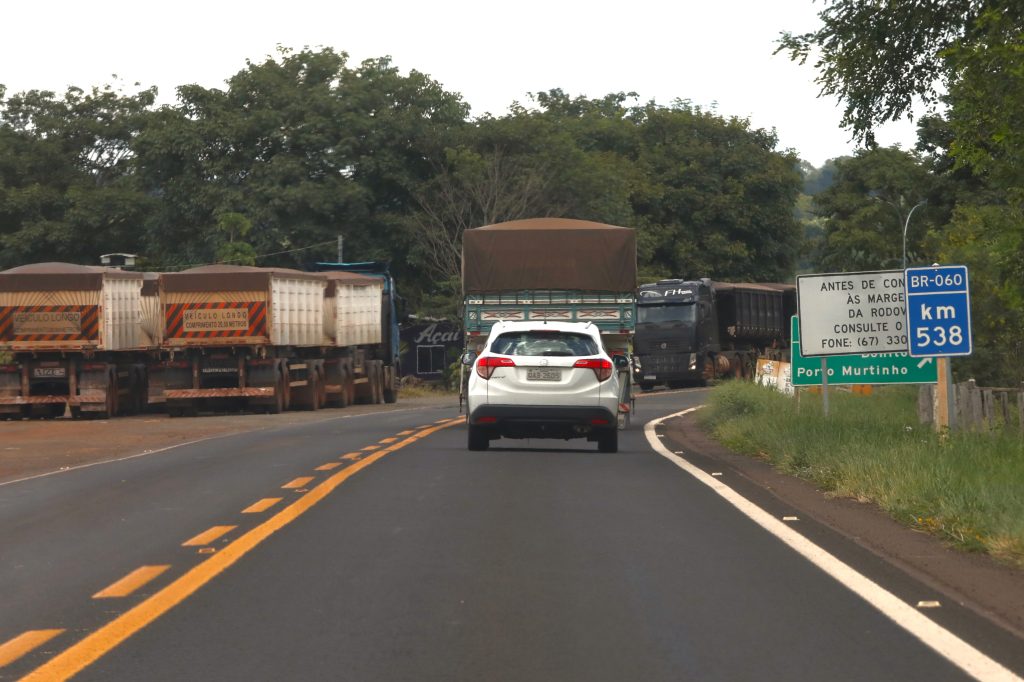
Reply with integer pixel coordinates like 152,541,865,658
645,407,1021,682
0,404,446,488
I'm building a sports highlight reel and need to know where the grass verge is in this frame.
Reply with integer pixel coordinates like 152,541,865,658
698,381,1024,568
398,383,458,399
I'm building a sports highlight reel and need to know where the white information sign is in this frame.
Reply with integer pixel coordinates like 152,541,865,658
796,270,908,357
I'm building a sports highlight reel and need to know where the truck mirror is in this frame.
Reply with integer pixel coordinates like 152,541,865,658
461,351,477,366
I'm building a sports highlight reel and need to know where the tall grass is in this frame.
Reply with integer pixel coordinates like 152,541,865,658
699,381,1024,567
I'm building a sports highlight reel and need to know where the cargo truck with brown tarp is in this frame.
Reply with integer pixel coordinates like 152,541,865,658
462,218,637,349
0,263,154,418
461,218,637,424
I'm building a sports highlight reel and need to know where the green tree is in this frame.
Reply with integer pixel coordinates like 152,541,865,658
780,2,1024,383
631,101,802,281
812,147,934,272
0,83,157,267
135,47,469,280
776,1,1019,142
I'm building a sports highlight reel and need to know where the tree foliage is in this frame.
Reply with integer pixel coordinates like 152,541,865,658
812,147,934,272
1,48,802,317
784,1,1024,383
0,83,157,267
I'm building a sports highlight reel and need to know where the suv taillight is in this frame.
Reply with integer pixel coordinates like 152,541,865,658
574,358,613,382
476,356,515,380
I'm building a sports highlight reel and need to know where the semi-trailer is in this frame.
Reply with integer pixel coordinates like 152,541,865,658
0,263,156,418
310,261,402,404
154,264,400,416
0,261,402,418
633,278,796,389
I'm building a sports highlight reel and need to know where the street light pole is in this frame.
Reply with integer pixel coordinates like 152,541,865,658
902,200,927,270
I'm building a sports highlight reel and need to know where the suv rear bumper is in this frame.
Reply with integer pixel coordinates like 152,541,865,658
469,404,616,440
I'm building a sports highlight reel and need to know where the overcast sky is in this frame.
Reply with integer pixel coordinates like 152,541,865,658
2,0,919,167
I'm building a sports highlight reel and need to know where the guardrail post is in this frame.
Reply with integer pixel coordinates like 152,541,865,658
918,385,933,425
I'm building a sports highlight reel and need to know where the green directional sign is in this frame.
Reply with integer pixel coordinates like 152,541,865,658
791,316,937,386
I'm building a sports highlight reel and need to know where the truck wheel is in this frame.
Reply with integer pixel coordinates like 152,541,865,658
345,368,356,406
267,367,286,414
316,366,326,409
597,428,618,453
372,361,384,404
98,371,118,419
167,400,190,418
293,364,321,411
467,424,490,451
383,365,398,404
334,366,349,408
639,382,655,392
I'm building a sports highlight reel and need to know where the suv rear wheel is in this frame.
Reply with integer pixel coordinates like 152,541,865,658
467,423,490,451
597,428,618,453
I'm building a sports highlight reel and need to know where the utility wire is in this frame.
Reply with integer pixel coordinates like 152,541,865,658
147,239,338,271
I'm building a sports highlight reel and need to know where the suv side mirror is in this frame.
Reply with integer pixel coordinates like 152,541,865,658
612,355,629,370
461,351,477,366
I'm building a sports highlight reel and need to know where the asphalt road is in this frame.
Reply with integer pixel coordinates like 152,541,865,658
0,391,1018,680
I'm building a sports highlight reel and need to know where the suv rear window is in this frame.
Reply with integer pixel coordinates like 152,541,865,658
490,331,599,357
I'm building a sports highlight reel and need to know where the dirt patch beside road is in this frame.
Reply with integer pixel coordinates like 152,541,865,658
0,396,456,484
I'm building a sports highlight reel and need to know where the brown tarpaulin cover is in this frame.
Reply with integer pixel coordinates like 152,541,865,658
462,218,636,293
0,262,141,292
161,264,325,293
323,271,380,296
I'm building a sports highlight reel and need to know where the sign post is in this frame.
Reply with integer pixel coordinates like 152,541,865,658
905,265,972,430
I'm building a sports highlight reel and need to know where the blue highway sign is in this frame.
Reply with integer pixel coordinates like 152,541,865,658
905,265,972,357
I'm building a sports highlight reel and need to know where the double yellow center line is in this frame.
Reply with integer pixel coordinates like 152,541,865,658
14,416,463,681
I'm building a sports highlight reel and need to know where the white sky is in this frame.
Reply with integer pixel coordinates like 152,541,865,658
2,0,919,167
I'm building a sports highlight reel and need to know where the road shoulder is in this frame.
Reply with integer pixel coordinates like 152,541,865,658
0,396,456,485
660,410,1024,642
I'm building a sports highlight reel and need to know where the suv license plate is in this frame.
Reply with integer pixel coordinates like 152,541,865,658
526,368,561,382
33,367,66,378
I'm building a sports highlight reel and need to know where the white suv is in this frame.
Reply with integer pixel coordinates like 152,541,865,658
463,321,623,452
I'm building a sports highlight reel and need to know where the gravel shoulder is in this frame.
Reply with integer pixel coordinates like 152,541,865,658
0,395,456,484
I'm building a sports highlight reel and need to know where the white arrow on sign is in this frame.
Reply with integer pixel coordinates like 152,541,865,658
917,358,934,369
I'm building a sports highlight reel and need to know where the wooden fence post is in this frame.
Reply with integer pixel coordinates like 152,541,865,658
918,385,933,425
955,380,970,431
1015,382,1024,436
969,379,983,432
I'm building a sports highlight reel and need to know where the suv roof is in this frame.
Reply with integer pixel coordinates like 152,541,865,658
487,320,599,335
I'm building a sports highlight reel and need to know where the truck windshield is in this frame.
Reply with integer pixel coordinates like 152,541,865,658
637,303,697,325
491,331,599,357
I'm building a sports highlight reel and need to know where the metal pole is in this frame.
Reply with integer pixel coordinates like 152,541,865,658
821,358,829,417
337,235,343,263
902,200,927,270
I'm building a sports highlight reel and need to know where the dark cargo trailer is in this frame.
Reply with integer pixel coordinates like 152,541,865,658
634,278,795,389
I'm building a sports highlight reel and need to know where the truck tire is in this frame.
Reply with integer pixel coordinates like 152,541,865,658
293,362,322,411
337,366,351,408
267,364,286,414
467,424,490,451
372,360,384,405
97,370,118,420
597,428,618,453
383,364,398,404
